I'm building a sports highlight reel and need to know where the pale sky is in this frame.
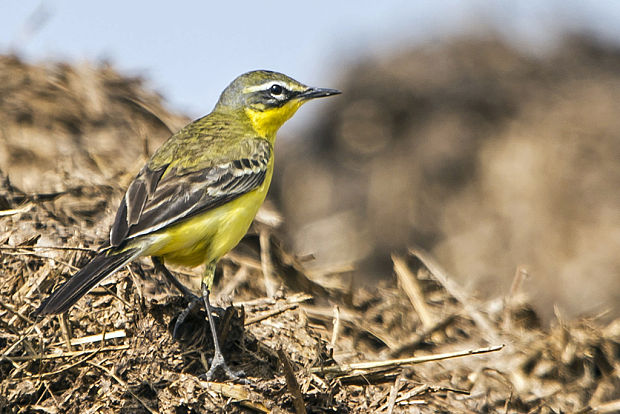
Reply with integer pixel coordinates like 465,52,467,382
2,1,620,122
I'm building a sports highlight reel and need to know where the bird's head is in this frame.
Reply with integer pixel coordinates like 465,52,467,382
216,70,340,138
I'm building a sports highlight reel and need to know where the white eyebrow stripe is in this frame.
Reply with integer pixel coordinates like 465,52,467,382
243,81,286,93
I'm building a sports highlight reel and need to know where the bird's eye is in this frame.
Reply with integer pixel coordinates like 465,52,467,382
270,84,284,96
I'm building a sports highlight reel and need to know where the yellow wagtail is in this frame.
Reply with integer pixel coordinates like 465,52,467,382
36,70,340,380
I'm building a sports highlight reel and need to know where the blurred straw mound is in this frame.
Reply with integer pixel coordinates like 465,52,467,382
274,34,620,321
0,54,188,193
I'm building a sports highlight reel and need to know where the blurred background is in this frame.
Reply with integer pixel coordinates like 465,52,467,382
2,1,620,322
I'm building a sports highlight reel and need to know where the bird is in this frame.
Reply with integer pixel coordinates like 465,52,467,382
35,70,340,380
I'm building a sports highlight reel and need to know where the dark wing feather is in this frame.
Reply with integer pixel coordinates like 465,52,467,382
110,165,167,246
109,139,271,246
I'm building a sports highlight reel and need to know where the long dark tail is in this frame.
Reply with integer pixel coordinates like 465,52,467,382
36,247,141,315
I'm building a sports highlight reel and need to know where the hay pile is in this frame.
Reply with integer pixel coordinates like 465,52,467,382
1,49,619,413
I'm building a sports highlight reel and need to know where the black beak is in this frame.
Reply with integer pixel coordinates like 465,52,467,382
298,87,341,100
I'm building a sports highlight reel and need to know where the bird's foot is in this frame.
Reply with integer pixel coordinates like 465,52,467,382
173,294,201,338
173,296,227,339
201,350,248,383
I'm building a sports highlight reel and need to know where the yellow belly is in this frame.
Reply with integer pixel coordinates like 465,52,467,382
143,167,273,268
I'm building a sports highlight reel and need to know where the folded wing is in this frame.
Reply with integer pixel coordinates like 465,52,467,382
110,139,271,246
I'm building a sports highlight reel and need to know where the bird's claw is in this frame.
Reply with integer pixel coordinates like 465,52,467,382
201,351,248,383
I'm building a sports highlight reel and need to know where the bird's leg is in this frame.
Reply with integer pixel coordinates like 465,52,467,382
201,263,245,382
152,256,201,338
152,256,197,299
